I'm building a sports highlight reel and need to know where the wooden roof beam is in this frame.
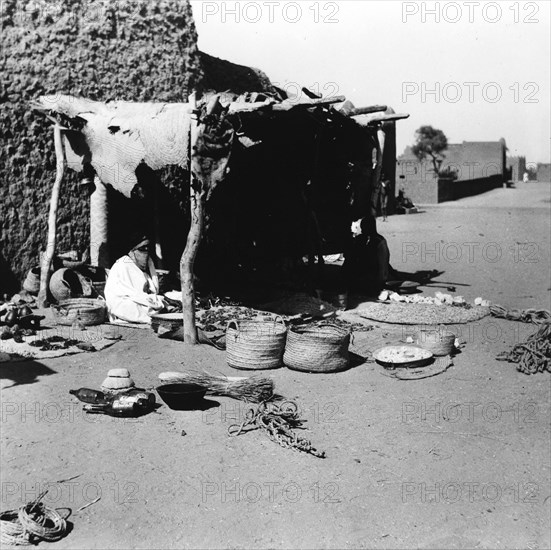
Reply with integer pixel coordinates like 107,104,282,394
347,105,388,116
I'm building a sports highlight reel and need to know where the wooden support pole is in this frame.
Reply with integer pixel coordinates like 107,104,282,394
90,175,109,268
369,127,386,218
180,94,200,344
374,127,387,188
153,182,164,269
38,124,65,307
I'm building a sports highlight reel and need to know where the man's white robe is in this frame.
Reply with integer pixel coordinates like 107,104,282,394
104,256,164,324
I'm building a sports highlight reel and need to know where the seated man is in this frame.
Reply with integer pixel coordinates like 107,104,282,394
396,188,414,210
104,235,166,324
343,216,390,295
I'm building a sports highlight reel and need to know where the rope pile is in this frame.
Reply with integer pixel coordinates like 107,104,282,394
0,491,69,546
498,322,551,374
228,401,326,458
0,511,30,547
490,304,551,324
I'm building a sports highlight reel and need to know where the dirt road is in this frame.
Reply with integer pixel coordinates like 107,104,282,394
1,183,550,549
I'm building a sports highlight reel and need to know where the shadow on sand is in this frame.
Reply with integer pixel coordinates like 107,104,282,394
0,359,57,389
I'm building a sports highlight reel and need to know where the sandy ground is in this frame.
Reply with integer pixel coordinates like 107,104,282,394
1,182,550,550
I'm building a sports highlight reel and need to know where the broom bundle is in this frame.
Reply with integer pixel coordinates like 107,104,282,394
158,370,274,403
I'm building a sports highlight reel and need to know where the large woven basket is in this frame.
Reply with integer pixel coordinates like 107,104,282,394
50,298,106,326
284,323,351,373
226,319,287,370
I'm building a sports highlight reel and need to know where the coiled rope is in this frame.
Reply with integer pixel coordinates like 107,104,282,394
498,322,551,375
490,305,551,324
0,491,69,546
0,511,31,547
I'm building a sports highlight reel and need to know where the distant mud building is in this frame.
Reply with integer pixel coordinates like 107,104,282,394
397,139,508,204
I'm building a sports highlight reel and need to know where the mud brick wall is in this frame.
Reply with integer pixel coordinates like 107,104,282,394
536,163,551,182
437,175,503,202
0,0,202,294
396,174,439,205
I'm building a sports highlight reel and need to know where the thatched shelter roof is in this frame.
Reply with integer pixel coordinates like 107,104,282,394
33,92,408,199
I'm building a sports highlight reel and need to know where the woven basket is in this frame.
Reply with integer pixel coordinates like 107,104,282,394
415,329,455,356
284,323,350,373
226,319,287,370
50,298,106,326
150,313,183,334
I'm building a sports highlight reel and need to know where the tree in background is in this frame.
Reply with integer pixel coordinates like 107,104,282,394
411,125,449,176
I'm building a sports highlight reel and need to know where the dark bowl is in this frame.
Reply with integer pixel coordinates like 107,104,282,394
156,383,208,411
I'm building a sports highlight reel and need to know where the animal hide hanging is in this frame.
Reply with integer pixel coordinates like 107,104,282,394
191,97,235,200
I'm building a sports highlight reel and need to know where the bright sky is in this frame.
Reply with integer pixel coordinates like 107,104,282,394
191,0,550,164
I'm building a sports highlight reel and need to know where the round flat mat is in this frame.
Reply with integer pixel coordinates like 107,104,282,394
357,302,490,325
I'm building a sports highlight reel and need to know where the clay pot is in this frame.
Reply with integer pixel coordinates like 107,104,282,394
22,267,41,294
49,269,94,303
4,310,18,327
18,306,33,318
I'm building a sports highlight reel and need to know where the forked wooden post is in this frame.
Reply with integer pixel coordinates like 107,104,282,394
90,175,109,267
180,93,200,344
38,124,66,307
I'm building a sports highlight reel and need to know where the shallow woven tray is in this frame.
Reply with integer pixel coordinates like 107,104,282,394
150,313,183,333
357,303,490,325
258,293,337,319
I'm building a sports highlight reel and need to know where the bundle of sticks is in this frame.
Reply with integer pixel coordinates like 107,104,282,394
158,370,274,403
497,322,551,374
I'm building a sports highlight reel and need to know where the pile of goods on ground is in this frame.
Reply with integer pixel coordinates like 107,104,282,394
196,306,275,333
0,301,43,332
377,290,491,307
70,369,156,417
498,322,551,374
358,301,490,325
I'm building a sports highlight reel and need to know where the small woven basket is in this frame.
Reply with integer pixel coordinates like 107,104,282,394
226,318,287,370
284,322,351,373
150,313,183,334
50,298,106,326
415,329,455,356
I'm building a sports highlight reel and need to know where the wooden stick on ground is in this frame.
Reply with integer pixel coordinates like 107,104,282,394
38,124,66,307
